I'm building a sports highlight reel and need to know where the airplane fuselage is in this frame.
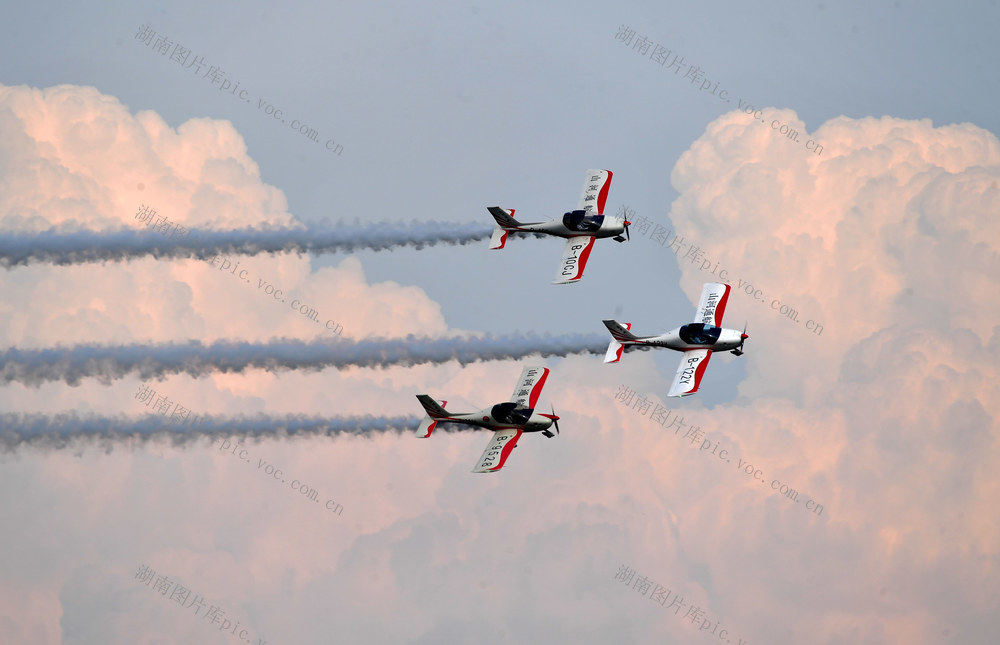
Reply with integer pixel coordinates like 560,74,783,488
507,210,626,240
631,325,745,353
433,406,556,434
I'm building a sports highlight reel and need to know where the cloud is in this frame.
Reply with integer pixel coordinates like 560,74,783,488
3,81,999,644
654,107,1000,641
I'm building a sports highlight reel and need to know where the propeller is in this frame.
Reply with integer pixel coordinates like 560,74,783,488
732,321,748,356
540,404,561,437
612,215,631,243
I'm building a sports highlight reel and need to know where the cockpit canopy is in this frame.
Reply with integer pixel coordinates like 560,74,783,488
678,322,722,345
562,209,604,232
491,402,533,425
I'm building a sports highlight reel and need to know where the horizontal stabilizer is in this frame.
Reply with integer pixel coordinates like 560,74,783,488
416,395,448,418
415,396,449,438
415,417,438,438
602,321,633,363
603,319,637,343
489,226,508,250
487,206,519,228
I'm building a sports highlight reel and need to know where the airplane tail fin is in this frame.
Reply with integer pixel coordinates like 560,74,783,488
487,206,520,228
602,320,637,363
415,395,448,438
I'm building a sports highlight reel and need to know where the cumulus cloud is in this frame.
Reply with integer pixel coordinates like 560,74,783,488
3,81,999,645
0,83,451,350
658,108,1000,642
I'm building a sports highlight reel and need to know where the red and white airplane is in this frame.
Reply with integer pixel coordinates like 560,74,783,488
603,283,749,397
487,169,630,284
414,366,560,473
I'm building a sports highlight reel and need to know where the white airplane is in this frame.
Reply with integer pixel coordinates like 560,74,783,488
603,283,749,397
487,169,630,284
415,366,560,473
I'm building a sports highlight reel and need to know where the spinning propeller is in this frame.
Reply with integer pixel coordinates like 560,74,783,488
732,321,749,356
540,404,561,437
613,215,631,243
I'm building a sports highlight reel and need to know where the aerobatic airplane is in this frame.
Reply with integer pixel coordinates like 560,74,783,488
487,169,630,284
602,282,749,397
414,366,560,473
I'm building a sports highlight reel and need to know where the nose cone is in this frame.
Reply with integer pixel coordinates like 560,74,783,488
722,329,743,347
741,333,749,340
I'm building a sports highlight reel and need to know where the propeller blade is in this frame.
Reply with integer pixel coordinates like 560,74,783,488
624,220,631,241
551,404,560,435
735,321,748,355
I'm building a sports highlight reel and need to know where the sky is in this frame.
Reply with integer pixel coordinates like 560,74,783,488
1,1,999,643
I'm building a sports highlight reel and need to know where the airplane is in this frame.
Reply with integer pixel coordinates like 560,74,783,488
487,169,630,284
414,366,560,473
602,282,749,397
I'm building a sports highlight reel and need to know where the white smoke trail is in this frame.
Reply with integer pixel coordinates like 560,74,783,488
0,413,484,450
0,333,610,386
0,221,517,268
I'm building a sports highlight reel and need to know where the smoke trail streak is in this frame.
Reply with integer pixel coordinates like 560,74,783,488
0,333,610,386
0,221,519,268
0,413,486,450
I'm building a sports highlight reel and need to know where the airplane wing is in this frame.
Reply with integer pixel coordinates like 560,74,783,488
577,169,613,214
553,236,597,284
667,349,712,397
694,283,731,327
472,427,523,473
510,366,550,407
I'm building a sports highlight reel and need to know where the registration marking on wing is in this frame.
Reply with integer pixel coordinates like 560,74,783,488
553,236,596,284
667,349,713,397
472,428,523,473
